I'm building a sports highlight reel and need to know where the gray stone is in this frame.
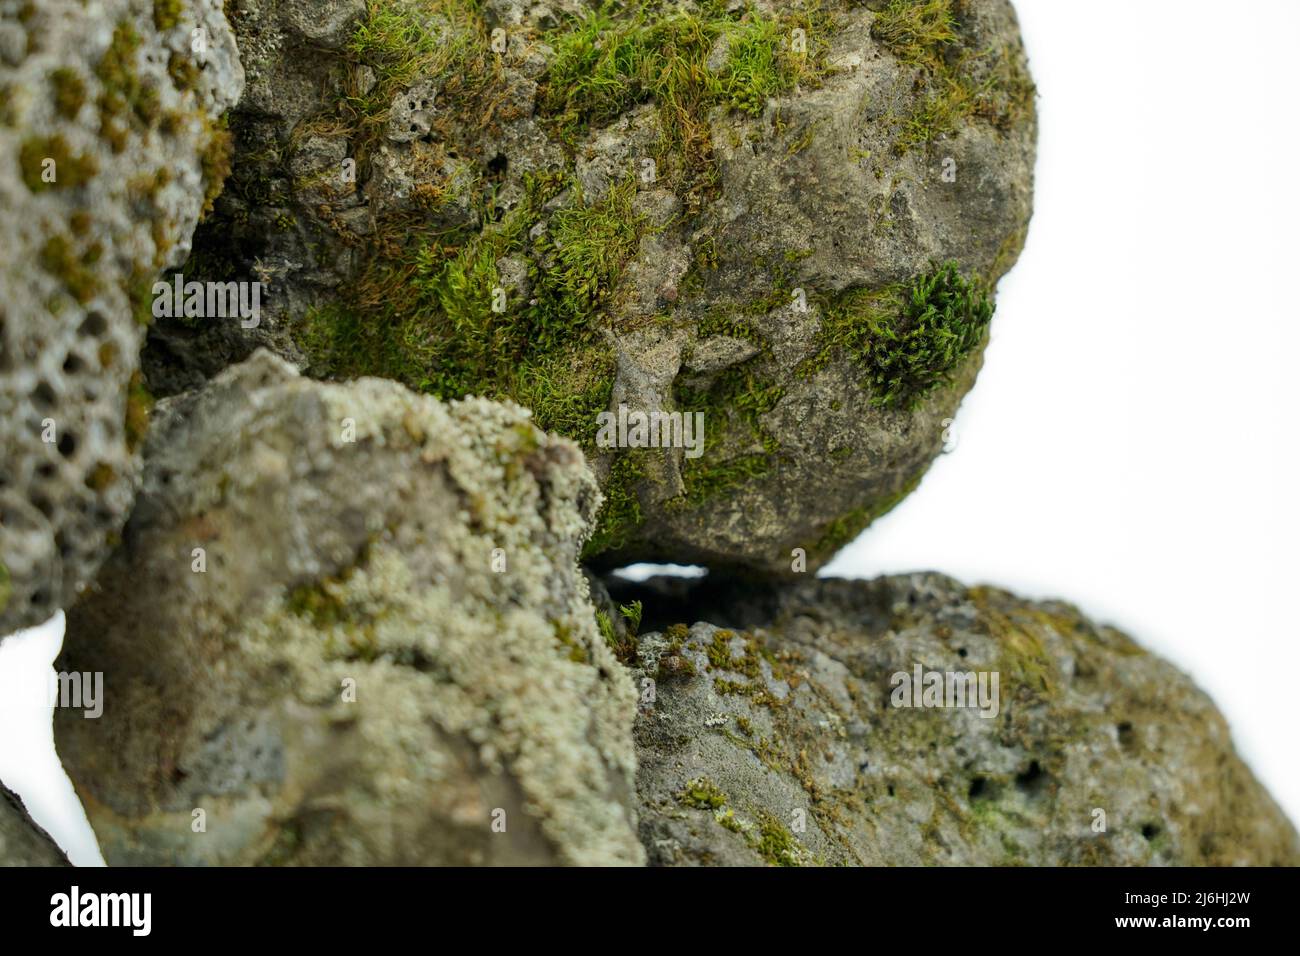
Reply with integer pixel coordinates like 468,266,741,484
55,351,643,866
623,574,1300,866
1,782,68,866
0,0,244,633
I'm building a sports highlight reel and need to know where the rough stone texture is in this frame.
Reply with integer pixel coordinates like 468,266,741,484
614,574,1300,866
55,351,643,866
0,0,243,633
1,782,69,866
139,0,1036,575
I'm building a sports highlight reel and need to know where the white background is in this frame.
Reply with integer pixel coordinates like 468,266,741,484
1,0,1297,864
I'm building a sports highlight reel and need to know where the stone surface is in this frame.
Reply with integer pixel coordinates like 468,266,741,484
55,351,643,866
0,0,243,633
139,0,1036,575
1,782,68,866
614,574,1300,866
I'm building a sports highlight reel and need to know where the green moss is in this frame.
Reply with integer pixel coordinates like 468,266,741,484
595,608,635,663
124,372,155,453
38,234,102,303
96,21,159,149
200,119,234,219
339,0,497,170
812,261,992,409
677,776,728,810
540,3,827,206
153,0,183,31
19,135,98,192
968,587,1058,699
50,68,87,120
0,561,10,615
671,316,785,507
753,808,804,866
167,51,200,92
872,0,1035,154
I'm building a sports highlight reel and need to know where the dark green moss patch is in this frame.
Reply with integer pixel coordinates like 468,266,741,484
811,261,992,408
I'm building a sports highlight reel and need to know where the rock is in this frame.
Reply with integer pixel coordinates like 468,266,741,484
1,782,68,866
0,0,243,633
140,0,1035,575
619,574,1300,866
54,351,642,866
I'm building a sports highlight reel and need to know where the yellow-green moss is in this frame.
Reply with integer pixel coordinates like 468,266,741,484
167,51,200,92
124,372,155,453
38,234,102,303
677,776,728,810
872,0,1035,155
96,21,159,150
200,119,234,219
153,0,183,31
50,68,87,120
19,135,98,192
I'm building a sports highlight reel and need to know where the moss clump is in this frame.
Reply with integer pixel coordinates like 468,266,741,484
38,234,102,303
0,561,10,615
677,776,728,810
872,0,1035,154
753,809,804,866
19,135,98,192
595,609,636,664
813,261,992,409
200,119,234,219
340,0,498,171
153,0,183,31
540,3,827,207
50,68,87,120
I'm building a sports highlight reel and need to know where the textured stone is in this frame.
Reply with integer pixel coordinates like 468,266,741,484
616,574,1300,866
0,0,244,633
55,351,642,866
1,782,68,866
138,0,1036,575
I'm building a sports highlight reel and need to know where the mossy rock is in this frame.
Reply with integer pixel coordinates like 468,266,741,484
148,0,1036,574
623,573,1300,866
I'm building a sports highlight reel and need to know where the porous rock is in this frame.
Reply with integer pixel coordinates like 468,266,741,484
55,350,643,866
0,0,243,633
139,0,1036,575
1,782,69,866
619,574,1300,865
